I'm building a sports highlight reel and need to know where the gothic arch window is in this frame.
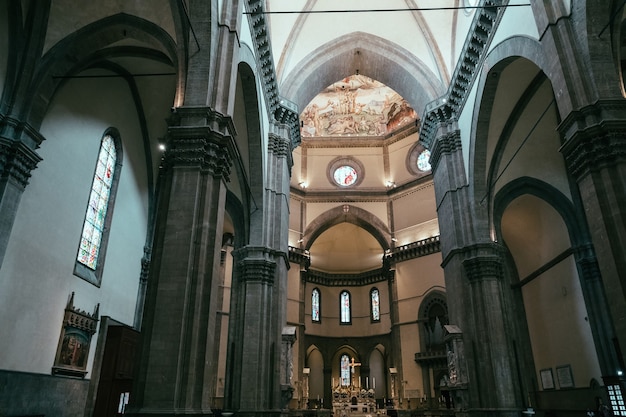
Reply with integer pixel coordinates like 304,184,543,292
340,354,351,386
74,130,123,286
340,290,351,324
370,287,380,322
312,288,321,323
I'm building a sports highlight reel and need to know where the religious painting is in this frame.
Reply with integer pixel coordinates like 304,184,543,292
52,292,99,377
300,74,418,138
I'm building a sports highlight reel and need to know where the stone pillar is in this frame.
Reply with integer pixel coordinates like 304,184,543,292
386,265,402,403
128,106,233,416
0,136,42,266
224,121,292,417
430,122,520,416
559,101,626,374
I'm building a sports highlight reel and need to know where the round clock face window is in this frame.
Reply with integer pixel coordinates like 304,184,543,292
333,165,358,186
417,150,432,172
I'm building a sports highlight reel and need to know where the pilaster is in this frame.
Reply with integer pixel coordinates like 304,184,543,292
559,100,626,372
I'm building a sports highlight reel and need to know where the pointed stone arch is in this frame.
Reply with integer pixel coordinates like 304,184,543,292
301,204,391,252
280,32,445,116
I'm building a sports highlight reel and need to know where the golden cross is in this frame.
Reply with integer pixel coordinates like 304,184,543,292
349,357,361,373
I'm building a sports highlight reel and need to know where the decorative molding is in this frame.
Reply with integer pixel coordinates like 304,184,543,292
301,123,418,149
163,107,235,179
390,236,441,263
463,255,503,282
274,98,301,148
305,268,389,287
0,137,42,188
268,133,291,158
429,128,462,173
419,1,507,149
560,126,626,180
237,258,277,284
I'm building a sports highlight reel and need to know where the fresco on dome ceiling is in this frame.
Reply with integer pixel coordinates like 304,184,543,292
300,74,417,138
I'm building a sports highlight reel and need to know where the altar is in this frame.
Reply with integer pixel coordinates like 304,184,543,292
332,385,377,417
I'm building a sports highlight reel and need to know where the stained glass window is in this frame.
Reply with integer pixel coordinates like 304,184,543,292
371,288,380,322
312,288,321,322
340,354,351,386
340,290,351,323
77,135,117,270
417,149,431,172
333,165,357,186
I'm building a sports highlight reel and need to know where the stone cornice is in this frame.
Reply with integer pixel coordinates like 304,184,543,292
301,123,418,149
429,128,462,172
245,1,302,148
419,1,507,149
289,178,434,202
245,1,279,112
305,268,389,287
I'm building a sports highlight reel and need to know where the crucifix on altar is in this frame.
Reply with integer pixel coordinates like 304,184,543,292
349,357,361,387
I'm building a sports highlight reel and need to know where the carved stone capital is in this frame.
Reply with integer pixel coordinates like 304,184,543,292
453,242,506,282
0,138,43,188
233,246,289,284
162,107,235,179
559,100,626,180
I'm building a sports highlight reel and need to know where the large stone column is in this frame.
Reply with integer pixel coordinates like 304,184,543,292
559,100,626,377
430,121,520,416
128,106,233,416
224,121,292,417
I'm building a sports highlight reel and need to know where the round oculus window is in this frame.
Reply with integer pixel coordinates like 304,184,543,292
333,165,358,186
417,150,432,172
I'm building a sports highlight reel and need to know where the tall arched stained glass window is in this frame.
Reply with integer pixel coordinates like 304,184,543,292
74,131,122,286
340,354,351,386
340,290,351,324
371,287,380,322
312,288,321,322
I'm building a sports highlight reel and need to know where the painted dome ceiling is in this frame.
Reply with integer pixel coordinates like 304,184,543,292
299,74,418,138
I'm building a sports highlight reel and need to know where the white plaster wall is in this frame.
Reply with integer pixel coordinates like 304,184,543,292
0,74,149,376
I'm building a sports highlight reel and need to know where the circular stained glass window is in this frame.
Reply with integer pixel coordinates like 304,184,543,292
417,150,432,172
333,165,358,186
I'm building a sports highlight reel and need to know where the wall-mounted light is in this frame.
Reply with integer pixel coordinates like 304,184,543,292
391,237,398,242
385,180,396,188
298,181,307,189
158,143,166,151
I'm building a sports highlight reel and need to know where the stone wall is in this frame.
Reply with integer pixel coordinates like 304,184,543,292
0,370,88,417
